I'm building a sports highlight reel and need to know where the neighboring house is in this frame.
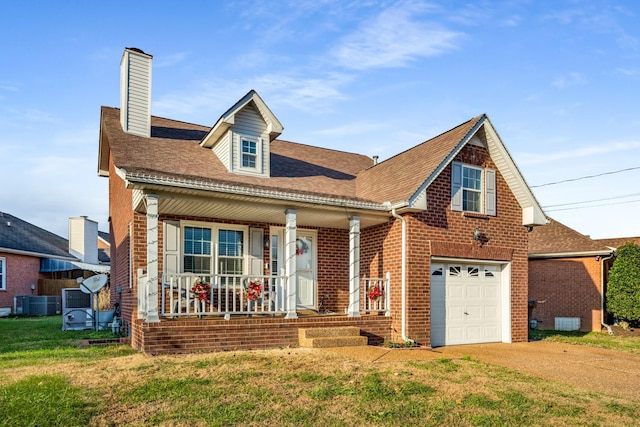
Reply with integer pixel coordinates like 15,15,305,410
0,213,109,312
528,218,616,332
98,48,546,354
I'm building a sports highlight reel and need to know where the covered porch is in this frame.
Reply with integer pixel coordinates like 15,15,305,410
135,190,392,323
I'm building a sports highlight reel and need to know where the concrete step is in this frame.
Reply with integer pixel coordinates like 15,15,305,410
298,327,367,348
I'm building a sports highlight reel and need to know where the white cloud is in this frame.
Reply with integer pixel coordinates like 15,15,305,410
155,52,188,68
313,121,386,137
552,72,587,88
154,72,353,121
331,3,462,70
517,140,640,165
615,68,640,77
0,81,20,91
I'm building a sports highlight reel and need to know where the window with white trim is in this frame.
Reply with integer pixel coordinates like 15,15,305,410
241,137,258,169
451,162,496,216
462,165,482,212
0,257,5,290
182,224,246,280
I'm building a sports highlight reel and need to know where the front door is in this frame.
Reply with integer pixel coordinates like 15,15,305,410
271,228,317,309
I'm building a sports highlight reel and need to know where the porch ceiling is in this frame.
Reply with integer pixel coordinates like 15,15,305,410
133,187,391,229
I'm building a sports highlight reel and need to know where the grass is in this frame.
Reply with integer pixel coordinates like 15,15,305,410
529,328,640,354
0,316,639,426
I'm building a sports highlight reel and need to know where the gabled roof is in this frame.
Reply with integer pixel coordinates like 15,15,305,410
99,103,545,226
528,218,613,258
356,114,546,226
200,90,284,148
0,212,75,260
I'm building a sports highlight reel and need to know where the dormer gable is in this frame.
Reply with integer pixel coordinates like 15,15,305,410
200,90,283,177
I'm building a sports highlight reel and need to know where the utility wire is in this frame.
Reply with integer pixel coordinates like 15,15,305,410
531,166,640,188
542,192,640,208
544,199,640,212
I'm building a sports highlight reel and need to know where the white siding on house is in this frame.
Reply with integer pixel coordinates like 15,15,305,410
231,104,270,177
68,217,98,264
213,131,232,171
120,49,151,137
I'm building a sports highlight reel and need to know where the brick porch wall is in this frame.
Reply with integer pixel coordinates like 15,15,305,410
133,314,391,355
528,257,603,332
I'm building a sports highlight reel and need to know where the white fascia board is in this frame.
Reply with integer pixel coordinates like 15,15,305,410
200,116,234,149
407,116,487,208
98,110,110,177
483,119,547,226
200,90,283,148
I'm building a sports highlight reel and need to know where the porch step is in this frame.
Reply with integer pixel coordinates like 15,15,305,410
298,326,368,348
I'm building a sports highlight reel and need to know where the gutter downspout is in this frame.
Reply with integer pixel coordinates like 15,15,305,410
601,253,614,335
389,205,412,343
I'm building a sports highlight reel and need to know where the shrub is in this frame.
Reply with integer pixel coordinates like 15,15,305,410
606,243,640,325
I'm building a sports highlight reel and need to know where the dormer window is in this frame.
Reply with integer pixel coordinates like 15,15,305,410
451,161,496,216
241,138,257,169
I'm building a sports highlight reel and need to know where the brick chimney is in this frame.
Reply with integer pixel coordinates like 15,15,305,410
120,47,152,137
68,216,99,264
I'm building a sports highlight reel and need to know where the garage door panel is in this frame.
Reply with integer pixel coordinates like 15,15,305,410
467,286,483,299
447,306,465,322
430,262,504,347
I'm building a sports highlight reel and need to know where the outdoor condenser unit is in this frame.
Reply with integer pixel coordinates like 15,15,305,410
62,288,93,331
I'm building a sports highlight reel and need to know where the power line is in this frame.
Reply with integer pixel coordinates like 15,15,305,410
531,166,640,188
544,199,640,212
542,192,640,208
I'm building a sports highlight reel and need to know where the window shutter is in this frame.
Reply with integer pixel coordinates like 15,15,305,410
163,221,181,277
486,168,496,216
249,227,264,276
451,162,462,211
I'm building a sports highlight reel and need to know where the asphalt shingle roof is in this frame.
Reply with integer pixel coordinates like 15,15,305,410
528,218,611,255
0,212,73,259
101,106,484,206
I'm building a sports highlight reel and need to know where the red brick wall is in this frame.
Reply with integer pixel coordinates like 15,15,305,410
134,315,391,355
528,257,603,332
0,252,40,310
108,154,135,333
361,144,530,346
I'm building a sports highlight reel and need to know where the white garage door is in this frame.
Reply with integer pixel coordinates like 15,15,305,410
430,262,502,347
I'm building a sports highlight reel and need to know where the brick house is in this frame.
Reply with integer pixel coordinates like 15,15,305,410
529,219,640,332
0,213,109,313
98,48,546,354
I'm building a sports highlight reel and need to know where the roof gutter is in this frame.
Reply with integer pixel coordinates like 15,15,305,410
0,247,78,262
528,250,612,259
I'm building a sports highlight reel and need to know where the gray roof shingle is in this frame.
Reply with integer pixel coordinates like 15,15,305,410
0,212,74,259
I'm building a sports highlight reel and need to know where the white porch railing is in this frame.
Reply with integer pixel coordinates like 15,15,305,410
137,270,391,319
161,273,290,318
362,272,391,315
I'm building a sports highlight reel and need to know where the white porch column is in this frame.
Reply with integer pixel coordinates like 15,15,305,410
145,194,160,322
284,209,298,319
348,216,361,317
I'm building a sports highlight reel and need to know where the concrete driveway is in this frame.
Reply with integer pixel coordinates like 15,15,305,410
323,341,640,401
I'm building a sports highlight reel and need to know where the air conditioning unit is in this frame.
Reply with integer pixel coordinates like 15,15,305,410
29,296,61,316
13,295,31,315
62,289,93,331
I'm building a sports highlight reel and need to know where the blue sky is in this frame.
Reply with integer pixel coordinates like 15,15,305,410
1,0,639,239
